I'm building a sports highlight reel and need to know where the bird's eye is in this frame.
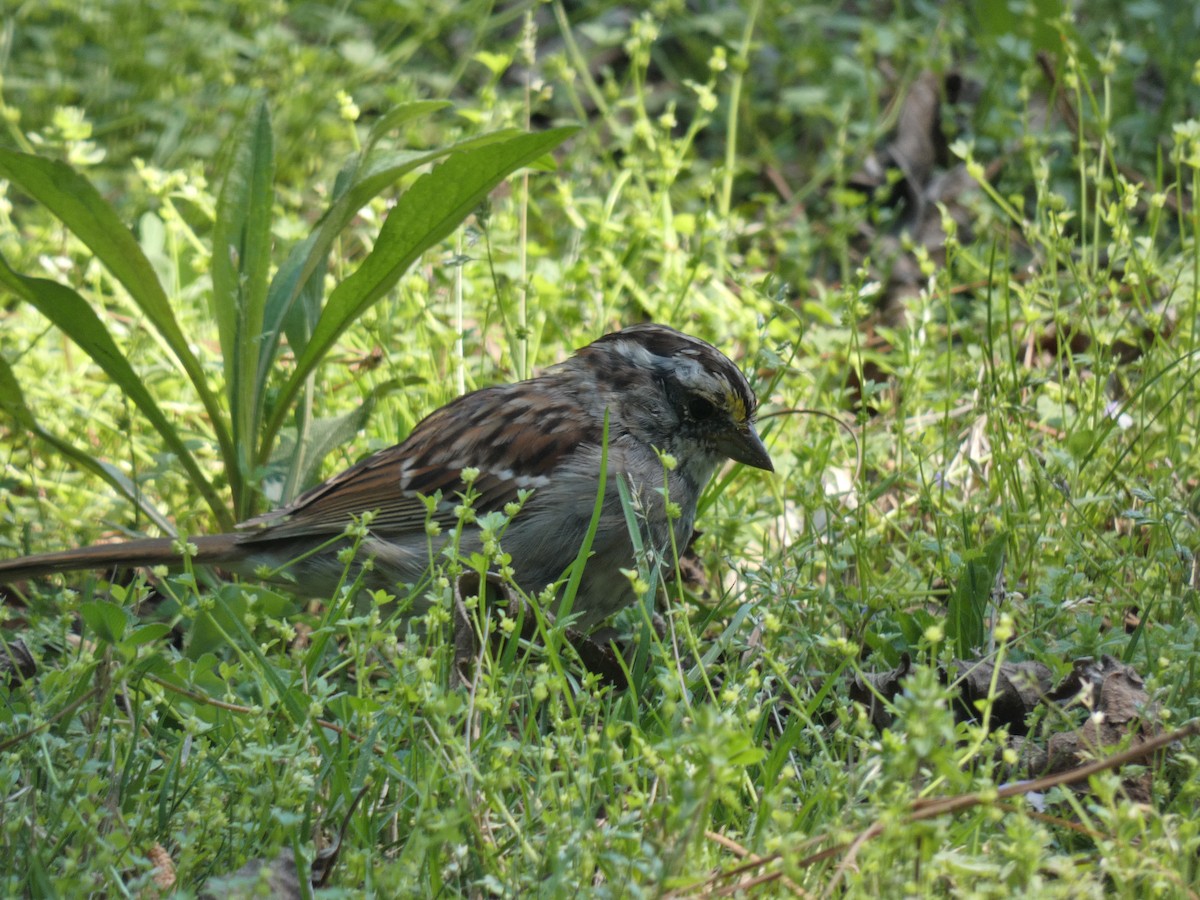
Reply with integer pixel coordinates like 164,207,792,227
686,395,719,421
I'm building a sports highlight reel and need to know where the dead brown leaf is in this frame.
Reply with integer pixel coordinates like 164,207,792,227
201,849,304,900
1039,655,1160,802
948,657,1054,735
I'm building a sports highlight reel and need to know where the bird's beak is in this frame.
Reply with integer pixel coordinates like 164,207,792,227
717,424,774,472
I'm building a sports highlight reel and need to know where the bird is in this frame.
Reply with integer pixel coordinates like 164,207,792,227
0,324,772,629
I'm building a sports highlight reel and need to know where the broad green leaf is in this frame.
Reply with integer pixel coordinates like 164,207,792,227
0,149,232,470
0,150,169,319
211,99,275,517
125,622,174,647
349,130,526,207
722,732,767,767
265,125,578,450
80,600,128,644
261,128,527,374
0,255,227,524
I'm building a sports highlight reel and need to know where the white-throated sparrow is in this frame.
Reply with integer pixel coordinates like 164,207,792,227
0,324,772,628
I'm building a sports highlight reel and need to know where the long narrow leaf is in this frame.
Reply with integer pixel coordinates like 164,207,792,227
211,100,275,517
363,99,453,154
263,125,578,454
0,149,233,469
948,531,1007,657
260,127,530,376
0,254,229,526
258,99,459,383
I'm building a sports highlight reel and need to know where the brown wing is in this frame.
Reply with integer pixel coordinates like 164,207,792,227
236,379,599,545
237,444,435,543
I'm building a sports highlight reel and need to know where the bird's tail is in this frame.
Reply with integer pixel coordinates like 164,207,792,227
0,534,246,584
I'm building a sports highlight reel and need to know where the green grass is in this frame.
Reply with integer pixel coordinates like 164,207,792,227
2,1,1200,895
